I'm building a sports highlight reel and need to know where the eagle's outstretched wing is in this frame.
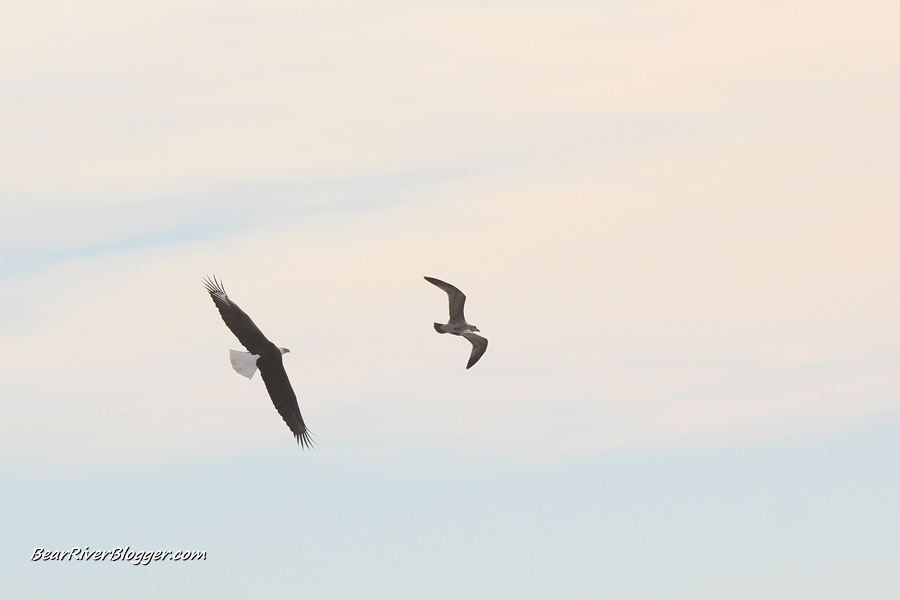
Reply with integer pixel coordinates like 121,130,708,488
203,275,273,355
257,352,314,449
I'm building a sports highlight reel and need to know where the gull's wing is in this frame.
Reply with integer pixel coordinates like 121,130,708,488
204,275,272,355
257,352,314,449
461,331,488,369
424,276,467,324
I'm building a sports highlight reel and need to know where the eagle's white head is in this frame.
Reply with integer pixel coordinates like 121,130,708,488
279,347,291,355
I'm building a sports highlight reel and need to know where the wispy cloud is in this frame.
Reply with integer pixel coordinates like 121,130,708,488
2,150,898,470
1,0,898,473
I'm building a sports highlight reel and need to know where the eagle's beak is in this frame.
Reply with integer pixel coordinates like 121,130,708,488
284,348,291,353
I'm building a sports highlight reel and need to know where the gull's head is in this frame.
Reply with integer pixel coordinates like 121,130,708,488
470,326,480,332
280,347,291,355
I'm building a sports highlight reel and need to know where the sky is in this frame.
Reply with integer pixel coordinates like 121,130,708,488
2,0,899,597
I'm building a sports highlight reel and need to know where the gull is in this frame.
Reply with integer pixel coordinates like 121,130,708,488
425,276,488,369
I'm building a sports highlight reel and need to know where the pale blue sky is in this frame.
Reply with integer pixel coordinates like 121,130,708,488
2,0,899,597
6,421,900,599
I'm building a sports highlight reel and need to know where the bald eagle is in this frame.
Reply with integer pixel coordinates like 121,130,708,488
204,276,313,449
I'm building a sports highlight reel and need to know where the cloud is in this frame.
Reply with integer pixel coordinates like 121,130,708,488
2,0,896,190
1,0,898,472
2,147,899,470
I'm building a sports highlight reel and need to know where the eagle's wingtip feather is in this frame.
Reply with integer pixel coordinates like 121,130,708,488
296,430,316,450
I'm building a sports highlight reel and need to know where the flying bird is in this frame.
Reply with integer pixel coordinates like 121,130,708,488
203,275,313,448
425,276,488,369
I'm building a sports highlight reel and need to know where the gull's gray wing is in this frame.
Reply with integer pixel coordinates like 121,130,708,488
461,331,488,369
424,276,467,324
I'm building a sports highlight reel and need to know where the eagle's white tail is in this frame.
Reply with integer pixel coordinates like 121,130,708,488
230,349,260,379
